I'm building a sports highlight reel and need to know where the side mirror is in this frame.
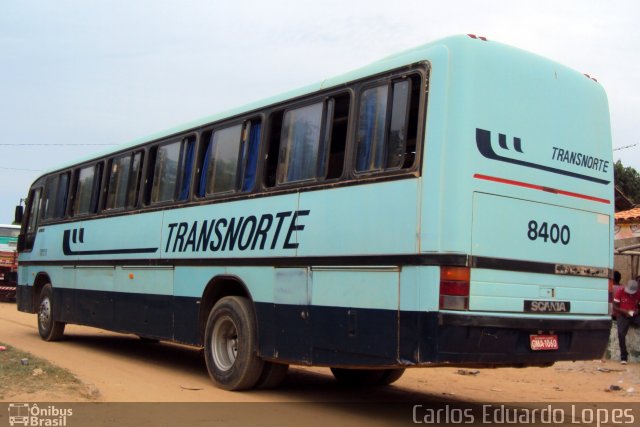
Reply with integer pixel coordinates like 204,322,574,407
14,205,24,224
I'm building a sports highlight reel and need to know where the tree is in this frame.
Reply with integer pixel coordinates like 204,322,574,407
614,160,640,204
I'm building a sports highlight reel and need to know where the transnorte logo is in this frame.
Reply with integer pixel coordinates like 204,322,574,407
475,128,610,185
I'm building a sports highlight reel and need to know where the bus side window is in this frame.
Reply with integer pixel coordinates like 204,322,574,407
241,120,261,192
106,154,132,210
198,120,260,197
41,177,56,220
26,188,42,234
107,152,144,210
56,172,70,218
24,188,42,251
148,137,194,204
265,112,284,188
325,93,350,180
41,172,70,220
203,126,243,195
355,74,419,173
277,102,324,184
127,152,143,208
178,137,195,201
72,163,102,215
268,94,349,186
150,141,181,203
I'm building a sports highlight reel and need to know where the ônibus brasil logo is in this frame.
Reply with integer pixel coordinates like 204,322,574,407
7,403,72,426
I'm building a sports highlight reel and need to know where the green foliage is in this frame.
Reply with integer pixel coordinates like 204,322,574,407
614,160,640,204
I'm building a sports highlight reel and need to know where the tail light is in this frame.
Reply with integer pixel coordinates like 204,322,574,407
439,267,470,310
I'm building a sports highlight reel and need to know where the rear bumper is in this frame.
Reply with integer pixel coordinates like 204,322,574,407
0,269,17,301
0,284,16,301
421,312,611,366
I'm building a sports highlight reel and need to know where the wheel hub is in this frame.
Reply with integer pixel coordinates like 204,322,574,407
39,297,51,330
211,315,239,371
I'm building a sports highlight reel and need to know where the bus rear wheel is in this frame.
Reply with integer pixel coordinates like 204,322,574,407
330,367,405,386
204,296,264,390
37,284,65,341
255,361,289,389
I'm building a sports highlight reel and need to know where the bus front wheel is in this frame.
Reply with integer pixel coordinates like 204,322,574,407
37,284,66,341
204,296,264,390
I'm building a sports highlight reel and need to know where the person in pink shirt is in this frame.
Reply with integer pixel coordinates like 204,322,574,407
613,279,640,364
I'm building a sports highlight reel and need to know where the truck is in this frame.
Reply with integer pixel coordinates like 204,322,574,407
0,224,20,301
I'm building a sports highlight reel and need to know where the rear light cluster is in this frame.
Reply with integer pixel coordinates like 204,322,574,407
439,267,470,310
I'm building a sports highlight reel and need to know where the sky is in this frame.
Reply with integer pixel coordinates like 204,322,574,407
1,0,638,223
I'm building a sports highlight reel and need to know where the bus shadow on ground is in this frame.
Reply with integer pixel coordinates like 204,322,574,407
56,328,461,401
54,330,208,377
43,331,597,426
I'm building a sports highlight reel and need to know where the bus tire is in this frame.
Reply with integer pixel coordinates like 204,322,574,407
378,368,405,385
37,284,65,341
204,296,264,390
255,362,289,389
330,368,386,386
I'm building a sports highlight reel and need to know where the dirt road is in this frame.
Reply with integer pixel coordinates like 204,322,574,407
1,301,638,404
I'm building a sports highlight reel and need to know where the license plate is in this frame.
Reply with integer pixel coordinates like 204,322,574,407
530,334,558,351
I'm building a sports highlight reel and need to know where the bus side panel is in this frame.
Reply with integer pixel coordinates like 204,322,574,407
297,179,419,256
309,267,399,365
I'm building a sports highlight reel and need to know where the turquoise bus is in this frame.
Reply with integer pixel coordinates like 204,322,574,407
15,35,613,390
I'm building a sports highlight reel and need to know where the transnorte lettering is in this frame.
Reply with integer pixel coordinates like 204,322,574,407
551,147,609,173
164,210,310,253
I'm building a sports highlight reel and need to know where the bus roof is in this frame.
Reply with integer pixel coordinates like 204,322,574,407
36,34,584,178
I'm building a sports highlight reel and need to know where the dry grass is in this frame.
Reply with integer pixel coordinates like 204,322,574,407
0,342,97,401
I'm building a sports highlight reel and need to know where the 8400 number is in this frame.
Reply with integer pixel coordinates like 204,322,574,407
527,221,570,245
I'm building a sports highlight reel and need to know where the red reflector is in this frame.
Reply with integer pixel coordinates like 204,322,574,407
467,34,488,41
440,280,470,296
